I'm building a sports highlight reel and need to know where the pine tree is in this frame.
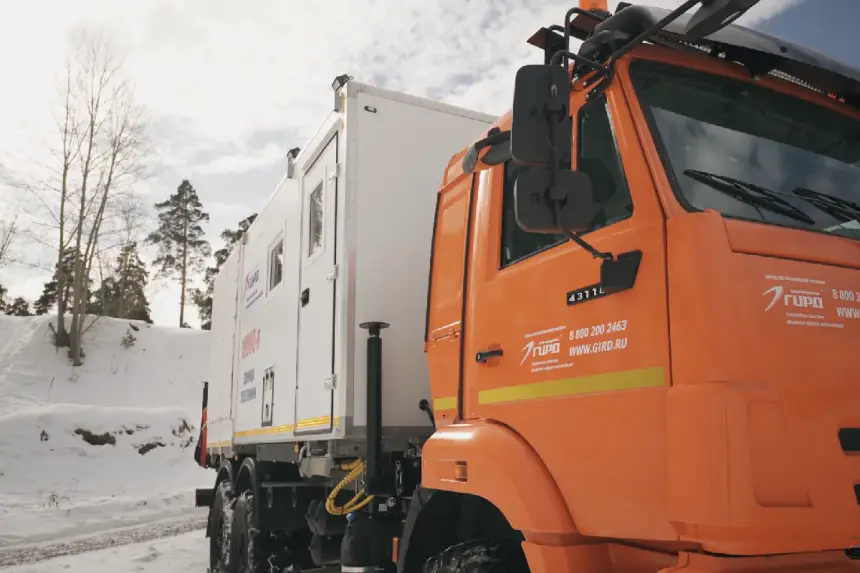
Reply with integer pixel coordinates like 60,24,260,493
116,243,152,323
0,283,7,313
88,278,116,317
7,297,32,317
146,180,211,327
34,248,88,316
191,213,256,330
90,243,153,323
33,282,57,315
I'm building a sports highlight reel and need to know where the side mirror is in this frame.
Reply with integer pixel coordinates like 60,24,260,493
514,168,598,234
510,65,572,167
684,0,761,40
462,129,511,174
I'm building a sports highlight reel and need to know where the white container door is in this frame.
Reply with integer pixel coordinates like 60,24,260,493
294,133,338,435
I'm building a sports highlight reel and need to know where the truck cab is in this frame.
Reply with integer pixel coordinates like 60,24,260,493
423,1,860,568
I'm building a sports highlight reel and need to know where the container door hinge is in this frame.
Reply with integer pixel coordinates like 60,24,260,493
326,265,339,283
324,374,337,390
328,163,341,183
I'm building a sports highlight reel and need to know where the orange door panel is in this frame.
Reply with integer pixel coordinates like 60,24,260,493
425,171,475,426
461,83,675,541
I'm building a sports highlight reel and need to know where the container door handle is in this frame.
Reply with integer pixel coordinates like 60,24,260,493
475,348,503,364
301,288,310,307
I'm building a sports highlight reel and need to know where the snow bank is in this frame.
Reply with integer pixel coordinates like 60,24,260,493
0,314,213,547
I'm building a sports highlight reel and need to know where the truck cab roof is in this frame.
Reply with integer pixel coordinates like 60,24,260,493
527,3,860,109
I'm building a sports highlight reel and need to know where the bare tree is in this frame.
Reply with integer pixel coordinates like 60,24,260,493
0,213,19,269
52,50,86,347
114,190,149,249
17,27,153,365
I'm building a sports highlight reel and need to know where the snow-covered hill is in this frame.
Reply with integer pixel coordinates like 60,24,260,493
0,314,212,547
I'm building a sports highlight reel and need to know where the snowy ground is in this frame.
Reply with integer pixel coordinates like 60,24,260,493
0,314,214,563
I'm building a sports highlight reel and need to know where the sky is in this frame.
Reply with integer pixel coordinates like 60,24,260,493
0,0,854,327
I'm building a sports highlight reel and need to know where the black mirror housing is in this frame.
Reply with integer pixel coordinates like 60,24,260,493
514,168,597,235
462,144,479,174
461,129,511,174
511,65,572,167
685,0,761,40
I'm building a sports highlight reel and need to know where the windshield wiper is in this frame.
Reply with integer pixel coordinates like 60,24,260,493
791,187,860,223
683,169,817,225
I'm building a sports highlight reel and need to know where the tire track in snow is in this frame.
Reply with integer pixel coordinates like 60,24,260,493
0,515,207,567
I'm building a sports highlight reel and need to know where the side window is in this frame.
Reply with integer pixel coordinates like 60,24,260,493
576,95,633,229
308,184,324,257
268,238,283,291
499,95,633,268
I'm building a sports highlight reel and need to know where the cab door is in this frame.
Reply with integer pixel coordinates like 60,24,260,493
461,84,675,540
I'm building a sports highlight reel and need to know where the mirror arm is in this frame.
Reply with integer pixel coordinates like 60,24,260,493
556,211,614,261
549,50,609,74
585,61,616,102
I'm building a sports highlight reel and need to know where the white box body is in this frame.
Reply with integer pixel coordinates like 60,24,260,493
206,82,495,448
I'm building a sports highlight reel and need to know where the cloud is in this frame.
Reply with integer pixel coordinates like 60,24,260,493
0,0,804,325
191,143,288,176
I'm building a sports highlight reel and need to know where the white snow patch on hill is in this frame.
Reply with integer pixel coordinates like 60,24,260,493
0,314,213,547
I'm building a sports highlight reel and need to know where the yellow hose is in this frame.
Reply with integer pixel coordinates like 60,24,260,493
325,459,375,515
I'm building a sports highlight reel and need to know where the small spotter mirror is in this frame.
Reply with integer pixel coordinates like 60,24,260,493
514,168,597,235
684,0,761,40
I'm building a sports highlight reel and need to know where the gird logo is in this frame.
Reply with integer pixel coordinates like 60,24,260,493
520,338,560,365
763,285,783,312
763,285,824,311
244,269,260,292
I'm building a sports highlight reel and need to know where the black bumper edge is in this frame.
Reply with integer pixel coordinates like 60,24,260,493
195,487,214,508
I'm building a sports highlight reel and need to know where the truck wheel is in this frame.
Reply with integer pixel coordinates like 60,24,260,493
230,491,296,573
423,539,529,573
209,480,234,572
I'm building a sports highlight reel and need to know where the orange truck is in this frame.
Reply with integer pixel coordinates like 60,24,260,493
194,0,860,571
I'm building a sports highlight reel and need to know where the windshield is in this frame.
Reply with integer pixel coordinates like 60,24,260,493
628,59,860,241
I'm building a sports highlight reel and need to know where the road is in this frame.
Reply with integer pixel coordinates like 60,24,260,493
0,515,208,571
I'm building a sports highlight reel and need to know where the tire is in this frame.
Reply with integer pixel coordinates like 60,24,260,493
229,491,299,573
423,539,530,573
209,480,234,573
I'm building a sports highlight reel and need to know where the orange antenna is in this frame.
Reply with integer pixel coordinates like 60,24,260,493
579,0,608,11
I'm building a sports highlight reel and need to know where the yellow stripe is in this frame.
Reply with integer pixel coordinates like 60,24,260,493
478,367,665,405
296,415,332,429
234,424,294,438
231,417,342,439
434,396,457,411
207,440,231,448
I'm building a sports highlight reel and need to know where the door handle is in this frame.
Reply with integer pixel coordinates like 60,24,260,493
475,348,503,364
301,288,310,307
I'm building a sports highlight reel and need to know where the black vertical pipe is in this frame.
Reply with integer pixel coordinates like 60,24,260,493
360,321,388,496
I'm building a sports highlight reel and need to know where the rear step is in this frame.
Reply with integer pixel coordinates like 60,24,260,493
195,487,214,508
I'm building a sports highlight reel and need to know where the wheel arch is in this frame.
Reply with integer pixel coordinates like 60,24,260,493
396,487,523,573
206,459,239,539
235,457,258,496
420,421,578,538
215,458,238,491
